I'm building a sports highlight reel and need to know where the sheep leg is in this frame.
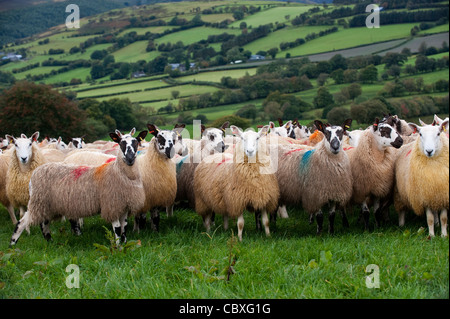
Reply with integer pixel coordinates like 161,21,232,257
166,205,174,218
150,208,160,232
9,211,31,247
340,205,350,228
398,210,406,227
19,206,25,219
237,214,245,242
40,220,52,241
261,209,270,237
316,210,324,235
440,209,448,238
134,213,147,232
426,208,435,238
202,213,212,232
254,211,262,232
328,204,336,235
277,205,289,219
433,211,439,226
373,198,382,228
112,220,122,245
69,219,82,236
120,214,128,243
362,201,370,231
223,215,229,231
7,204,17,225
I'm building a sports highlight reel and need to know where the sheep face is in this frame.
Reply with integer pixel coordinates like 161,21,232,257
295,124,311,139
6,132,39,165
232,125,269,158
110,129,145,166
70,136,85,149
269,121,293,138
203,128,227,154
315,119,352,155
372,119,403,150
347,129,364,147
409,120,449,158
173,124,188,156
147,124,176,159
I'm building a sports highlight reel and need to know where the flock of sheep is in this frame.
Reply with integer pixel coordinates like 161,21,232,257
1,113,448,246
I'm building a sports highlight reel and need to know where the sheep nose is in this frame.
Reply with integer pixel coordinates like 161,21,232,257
426,149,434,157
21,157,27,162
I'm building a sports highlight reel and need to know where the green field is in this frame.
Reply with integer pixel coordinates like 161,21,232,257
0,205,448,298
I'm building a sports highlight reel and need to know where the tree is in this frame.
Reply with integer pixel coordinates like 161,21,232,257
90,62,105,79
327,107,351,125
347,83,362,101
267,47,279,59
314,86,335,118
359,64,378,83
0,81,86,140
264,101,283,119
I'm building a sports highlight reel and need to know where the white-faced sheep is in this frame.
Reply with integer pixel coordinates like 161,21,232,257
194,125,279,241
9,129,148,246
5,132,46,220
345,118,403,230
134,124,178,232
275,119,353,234
0,152,16,224
394,119,449,237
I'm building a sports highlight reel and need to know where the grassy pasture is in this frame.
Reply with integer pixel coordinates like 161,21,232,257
0,204,448,299
282,23,423,58
154,26,242,46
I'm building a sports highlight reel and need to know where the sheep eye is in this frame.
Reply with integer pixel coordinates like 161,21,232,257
209,135,215,141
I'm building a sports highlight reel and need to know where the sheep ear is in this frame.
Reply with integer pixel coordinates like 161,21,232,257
434,114,441,125
259,125,270,137
439,119,449,133
343,118,352,132
5,134,15,144
277,118,283,127
136,130,148,144
200,124,206,135
292,118,299,127
221,121,229,134
373,118,380,131
230,125,242,137
408,122,420,135
174,124,185,136
31,132,39,142
129,127,136,136
109,132,121,143
81,135,86,141
419,118,427,126
21,134,27,139
269,121,275,129
314,120,325,133
57,136,62,143
147,124,160,136
284,120,292,129
115,129,122,138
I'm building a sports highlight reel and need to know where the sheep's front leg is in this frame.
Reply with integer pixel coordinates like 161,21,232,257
277,205,289,219
223,215,229,231
9,211,31,247
440,209,448,238
328,204,336,235
166,205,174,218
398,210,406,227
315,210,323,235
7,204,17,225
261,209,270,237
112,220,122,245
202,213,213,232
40,220,52,241
373,198,382,228
150,208,160,232
133,213,146,232
69,219,82,236
237,214,245,242
426,208,435,238
120,214,128,243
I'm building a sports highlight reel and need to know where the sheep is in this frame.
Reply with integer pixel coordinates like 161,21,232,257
0,152,16,224
67,136,86,149
268,119,295,138
345,118,404,230
133,124,178,232
394,119,449,237
274,119,353,234
64,151,116,166
5,132,46,221
193,125,279,241
9,129,148,246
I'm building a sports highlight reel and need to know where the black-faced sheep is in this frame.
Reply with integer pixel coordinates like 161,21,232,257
9,129,148,246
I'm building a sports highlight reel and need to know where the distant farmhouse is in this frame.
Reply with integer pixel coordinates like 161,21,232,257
248,54,266,62
1,53,22,61
169,62,196,72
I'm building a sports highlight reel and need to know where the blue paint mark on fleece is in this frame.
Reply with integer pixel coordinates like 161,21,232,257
176,155,189,174
299,149,315,174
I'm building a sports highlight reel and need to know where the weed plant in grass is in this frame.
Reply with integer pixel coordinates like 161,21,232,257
0,204,448,299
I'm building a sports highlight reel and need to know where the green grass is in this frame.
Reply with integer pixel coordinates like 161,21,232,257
0,205,448,298
282,23,422,58
175,68,257,83
155,26,241,47
112,41,159,63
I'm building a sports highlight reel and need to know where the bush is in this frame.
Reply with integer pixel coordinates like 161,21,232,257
326,107,351,125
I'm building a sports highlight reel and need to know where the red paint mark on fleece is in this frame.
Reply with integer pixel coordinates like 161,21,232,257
283,148,304,157
71,166,89,181
104,157,116,164
343,147,354,151
406,149,412,157
217,158,232,167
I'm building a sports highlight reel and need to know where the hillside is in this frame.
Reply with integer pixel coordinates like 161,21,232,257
0,0,448,139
